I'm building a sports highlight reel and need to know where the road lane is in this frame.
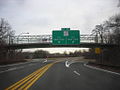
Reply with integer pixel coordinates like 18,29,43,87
0,59,53,89
29,61,120,90
0,59,46,72
0,59,120,90
6,62,55,90
73,70,80,76
69,62,120,90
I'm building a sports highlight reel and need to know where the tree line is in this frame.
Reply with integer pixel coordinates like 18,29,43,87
22,50,85,59
0,18,24,64
84,14,120,66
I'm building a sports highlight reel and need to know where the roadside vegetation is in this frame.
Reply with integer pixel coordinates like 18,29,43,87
84,14,120,67
22,50,85,59
0,18,25,64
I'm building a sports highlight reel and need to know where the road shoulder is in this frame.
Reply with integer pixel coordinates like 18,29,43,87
84,62,120,75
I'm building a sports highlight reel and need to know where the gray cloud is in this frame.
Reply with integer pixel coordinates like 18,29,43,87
0,0,119,35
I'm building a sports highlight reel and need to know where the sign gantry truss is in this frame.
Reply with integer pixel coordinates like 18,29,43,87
11,34,96,44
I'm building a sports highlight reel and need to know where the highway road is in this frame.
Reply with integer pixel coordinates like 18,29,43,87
0,58,120,90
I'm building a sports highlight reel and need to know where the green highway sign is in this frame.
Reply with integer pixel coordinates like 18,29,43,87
52,28,80,45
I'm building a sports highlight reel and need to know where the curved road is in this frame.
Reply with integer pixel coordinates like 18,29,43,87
0,59,120,90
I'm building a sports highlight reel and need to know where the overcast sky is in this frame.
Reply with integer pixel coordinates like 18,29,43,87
0,0,119,35
0,0,120,53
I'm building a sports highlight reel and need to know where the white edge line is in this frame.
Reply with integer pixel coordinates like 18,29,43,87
0,61,30,68
0,66,24,74
84,63,120,76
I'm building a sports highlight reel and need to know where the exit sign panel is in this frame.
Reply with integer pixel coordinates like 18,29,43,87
52,28,80,45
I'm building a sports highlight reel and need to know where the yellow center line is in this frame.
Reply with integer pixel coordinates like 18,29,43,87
5,65,48,90
13,65,47,90
24,63,54,90
18,63,54,90
5,62,56,90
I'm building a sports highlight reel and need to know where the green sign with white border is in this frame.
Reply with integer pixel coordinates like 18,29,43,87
52,28,80,45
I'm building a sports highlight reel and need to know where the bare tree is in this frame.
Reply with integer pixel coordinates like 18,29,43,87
90,14,120,66
0,18,15,45
0,18,15,61
92,24,105,43
103,14,120,44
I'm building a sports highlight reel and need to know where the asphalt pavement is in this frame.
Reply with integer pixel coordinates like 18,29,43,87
0,58,120,90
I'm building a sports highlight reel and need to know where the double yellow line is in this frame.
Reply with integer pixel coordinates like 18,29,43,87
5,62,55,90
